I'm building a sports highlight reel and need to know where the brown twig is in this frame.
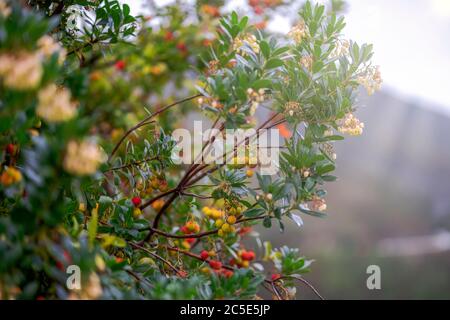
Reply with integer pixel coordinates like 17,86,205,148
140,111,283,242
164,246,234,271
139,215,267,240
274,275,324,300
130,242,184,277
103,156,159,173
108,94,202,162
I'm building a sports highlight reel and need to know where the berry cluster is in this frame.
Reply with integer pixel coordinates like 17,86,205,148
230,249,256,268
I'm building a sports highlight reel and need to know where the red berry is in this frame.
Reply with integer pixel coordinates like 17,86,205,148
115,60,126,71
271,273,281,281
186,237,195,244
63,250,72,263
239,226,252,236
241,250,255,261
221,269,234,278
254,6,264,15
180,226,190,234
132,196,142,207
200,250,209,260
6,143,15,154
164,31,174,41
176,42,187,53
56,261,64,271
208,260,222,270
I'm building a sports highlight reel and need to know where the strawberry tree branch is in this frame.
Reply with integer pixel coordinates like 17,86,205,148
130,242,185,277
138,215,267,240
273,276,324,300
108,94,203,161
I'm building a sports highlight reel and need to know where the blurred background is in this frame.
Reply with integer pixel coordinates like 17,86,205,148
132,0,450,299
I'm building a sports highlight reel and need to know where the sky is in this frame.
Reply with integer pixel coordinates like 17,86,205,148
128,0,450,115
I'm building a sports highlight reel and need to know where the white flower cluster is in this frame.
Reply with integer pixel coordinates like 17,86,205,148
300,55,313,70
36,84,78,123
0,0,11,17
37,35,67,64
247,88,266,115
63,139,106,176
331,39,350,58
0,35,66,90
357,65,382,96
0,52,42,90
64,5,81,33
338,113,365,136
309,196,327,212
284,101,302,117
288,21,307,44
233,34,260,55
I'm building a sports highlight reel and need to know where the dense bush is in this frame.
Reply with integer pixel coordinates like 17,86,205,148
0,0,380,300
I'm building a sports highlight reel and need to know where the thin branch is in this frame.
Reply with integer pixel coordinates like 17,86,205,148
138,215,267,240
164,246,234,271
139,187,178,210
180,191,213,199
141,112,282,242
143,226,218,239
103,156,159,173
275,275,324,300
108,94,202,161
130,242,185,277
126,270,154,289
271,281,284,300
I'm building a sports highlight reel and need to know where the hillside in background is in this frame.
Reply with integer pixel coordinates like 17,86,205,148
258,91,450,299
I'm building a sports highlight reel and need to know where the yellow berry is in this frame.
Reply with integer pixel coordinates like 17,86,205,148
78,203,86,212
133,207,142,218
202,207,212,216
221,223,231,233
181,240,191,250
215,219,224,228
218,230,224,237
246,170,254,178
227,215,237,225
241,260,250,268
212,210,223,220
201,267,211,274
208,250,216,257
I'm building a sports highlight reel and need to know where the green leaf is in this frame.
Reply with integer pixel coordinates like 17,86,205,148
316,164,335,175
260,40,270,59
122,4,130,17
88,206,99,248
252,79,272,89
244,207,265,218
265,58,284,69
299,206,327,218
263,216,272,228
